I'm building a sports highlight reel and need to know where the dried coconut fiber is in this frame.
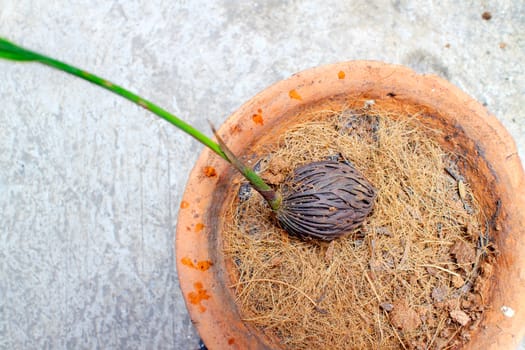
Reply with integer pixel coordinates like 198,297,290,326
223,104,495,350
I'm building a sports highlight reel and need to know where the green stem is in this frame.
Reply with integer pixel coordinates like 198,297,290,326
0,37,282,210
211,124,282,210
0,37,226,160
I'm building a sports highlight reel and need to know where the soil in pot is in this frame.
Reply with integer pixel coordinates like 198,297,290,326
222,101,496,349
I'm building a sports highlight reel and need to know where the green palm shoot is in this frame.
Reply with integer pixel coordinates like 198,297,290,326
0,37,282,210
1,37,378,241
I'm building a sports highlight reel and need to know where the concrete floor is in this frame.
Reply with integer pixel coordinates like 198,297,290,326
1,1,523,349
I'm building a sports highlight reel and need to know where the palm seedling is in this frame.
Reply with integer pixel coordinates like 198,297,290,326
0,37,376,241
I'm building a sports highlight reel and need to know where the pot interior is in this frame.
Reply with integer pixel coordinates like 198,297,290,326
209,95,501,348
177,62,524,350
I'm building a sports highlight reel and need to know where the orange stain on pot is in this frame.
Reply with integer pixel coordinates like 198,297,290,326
289,89,302,100
203,166,217,177
181,257,214,271
180,201,190,209
229,124,242,134
181,257,194,267
338,70,346,79
188,282,210,312
197,260,213,271
252,109,264,125
195,223,205,232
228,338,235,345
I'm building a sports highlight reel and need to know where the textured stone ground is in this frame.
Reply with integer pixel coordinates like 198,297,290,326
1,1,523,349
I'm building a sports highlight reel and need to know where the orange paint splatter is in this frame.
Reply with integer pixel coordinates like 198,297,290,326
203,166,217,177
197,260,213,271
180,201,190,209
181,257,195,268
252,109,264,125
338,70,346,79
228,338,235,345
289,89,302,101
181,257,213,271
195,223,205,232
188,281,210,312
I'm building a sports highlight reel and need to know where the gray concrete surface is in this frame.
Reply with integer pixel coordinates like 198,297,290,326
1,1,523,349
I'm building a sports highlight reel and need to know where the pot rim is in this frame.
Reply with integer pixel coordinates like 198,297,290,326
175,61,525,350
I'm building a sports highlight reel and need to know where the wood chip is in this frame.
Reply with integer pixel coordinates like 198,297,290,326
450,309,470,326
380,302,394,312
450,240,476,265
432,286,448,303
390,299,421,331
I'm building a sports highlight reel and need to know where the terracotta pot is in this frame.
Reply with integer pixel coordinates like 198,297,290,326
175,61,525,349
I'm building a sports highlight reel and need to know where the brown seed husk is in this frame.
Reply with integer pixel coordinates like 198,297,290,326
277,160,377,241
223,105,493,349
